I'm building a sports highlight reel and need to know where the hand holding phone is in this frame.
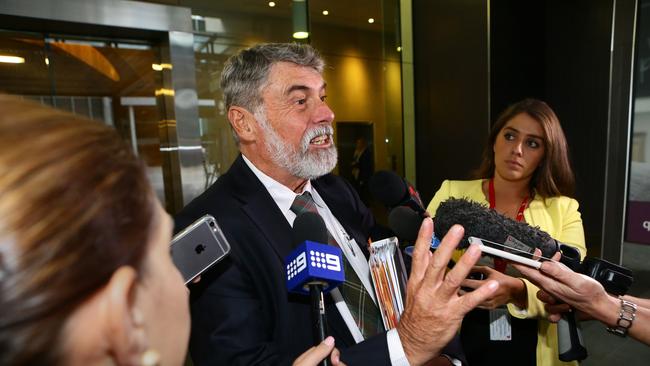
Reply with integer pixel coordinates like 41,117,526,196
171,215,231,284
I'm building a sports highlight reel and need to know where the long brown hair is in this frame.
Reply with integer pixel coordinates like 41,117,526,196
0,95,154,365
475,98,575,198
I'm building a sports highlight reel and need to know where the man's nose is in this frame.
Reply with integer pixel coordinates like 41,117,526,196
314,101,335,124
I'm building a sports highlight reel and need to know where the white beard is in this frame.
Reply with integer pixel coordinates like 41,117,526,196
255,110,338,180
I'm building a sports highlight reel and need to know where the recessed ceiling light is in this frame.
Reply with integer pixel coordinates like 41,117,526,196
0,55,25,64
268,1,276,7
368,18,375,24
293,31,309,39
322,10,329,15
152,63,173,71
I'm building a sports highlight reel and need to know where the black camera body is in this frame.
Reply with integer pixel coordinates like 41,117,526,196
580,257,634,296
559,245,634,296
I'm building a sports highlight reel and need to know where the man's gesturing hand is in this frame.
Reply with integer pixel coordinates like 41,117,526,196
397,219,499,366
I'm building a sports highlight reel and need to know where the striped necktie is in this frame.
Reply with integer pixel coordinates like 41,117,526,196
290,191,383,338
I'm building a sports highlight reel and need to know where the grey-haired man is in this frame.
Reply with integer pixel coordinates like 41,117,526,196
175,43,498,366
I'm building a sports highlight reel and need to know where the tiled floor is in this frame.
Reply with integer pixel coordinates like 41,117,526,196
581,242,650,365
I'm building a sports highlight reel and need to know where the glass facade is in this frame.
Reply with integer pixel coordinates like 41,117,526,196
0,30,171,205
182,0,405,185
0,0,406,213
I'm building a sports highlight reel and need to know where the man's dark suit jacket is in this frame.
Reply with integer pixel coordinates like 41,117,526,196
175,155,465,366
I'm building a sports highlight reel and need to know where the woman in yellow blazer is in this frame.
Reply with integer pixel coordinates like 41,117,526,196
427,99,586,366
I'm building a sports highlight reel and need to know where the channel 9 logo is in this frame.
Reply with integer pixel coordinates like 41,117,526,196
286,249,341,281
286,241,345,295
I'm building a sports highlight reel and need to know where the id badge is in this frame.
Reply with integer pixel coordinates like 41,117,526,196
489,307,512,341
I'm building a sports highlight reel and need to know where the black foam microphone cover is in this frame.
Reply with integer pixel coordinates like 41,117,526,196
369,170,426,216
293,211,329,248
369,170,409,207
434,198,560,258
388,206,423,242
369,224,395,242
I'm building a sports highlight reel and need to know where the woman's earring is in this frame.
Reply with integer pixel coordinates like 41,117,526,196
141,349,161,366
131,309,160,366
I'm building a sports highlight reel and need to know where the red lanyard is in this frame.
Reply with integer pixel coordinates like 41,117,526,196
488,178,529,272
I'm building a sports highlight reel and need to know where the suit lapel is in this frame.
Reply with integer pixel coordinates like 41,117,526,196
227,159,361,346
228,156,294,262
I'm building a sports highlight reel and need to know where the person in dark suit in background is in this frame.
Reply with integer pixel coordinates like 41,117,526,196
175,43,499,366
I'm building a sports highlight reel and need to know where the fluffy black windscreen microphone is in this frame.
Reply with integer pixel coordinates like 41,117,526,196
292,212,329,248
434,198,560,258
388,206,423,242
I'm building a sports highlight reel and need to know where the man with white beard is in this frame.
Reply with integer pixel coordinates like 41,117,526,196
175,43,498,366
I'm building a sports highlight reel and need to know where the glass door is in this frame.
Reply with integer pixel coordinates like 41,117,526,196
0,30,171,207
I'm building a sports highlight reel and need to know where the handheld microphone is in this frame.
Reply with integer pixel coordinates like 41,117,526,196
434,198,560,258
388,206,423,243
369,170,426,216
286,212,344,366
433,198,618,362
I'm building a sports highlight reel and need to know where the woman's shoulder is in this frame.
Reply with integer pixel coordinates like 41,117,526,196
428,179,485,214
532,194,581,212
440,179,484,192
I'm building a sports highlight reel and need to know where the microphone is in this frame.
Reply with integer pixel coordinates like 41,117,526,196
434,198,560,258
369,170,426,216
433,198,590,361
286,212,344,366
369,224,395,242
388,206,422,243
387,206,445,268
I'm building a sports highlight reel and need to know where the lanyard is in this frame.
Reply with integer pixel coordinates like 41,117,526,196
488,178,529,272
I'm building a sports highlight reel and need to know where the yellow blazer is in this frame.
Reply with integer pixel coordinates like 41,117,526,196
427,179,586,366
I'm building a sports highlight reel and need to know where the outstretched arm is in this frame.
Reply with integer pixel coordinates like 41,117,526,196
515,259,650,346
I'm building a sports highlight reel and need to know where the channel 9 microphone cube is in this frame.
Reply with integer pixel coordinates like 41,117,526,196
286,241,344,295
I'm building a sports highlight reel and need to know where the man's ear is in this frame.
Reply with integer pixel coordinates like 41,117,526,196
103,266,145,366
228,106,257,142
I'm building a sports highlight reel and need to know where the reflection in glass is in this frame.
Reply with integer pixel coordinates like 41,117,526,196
0,30,170,207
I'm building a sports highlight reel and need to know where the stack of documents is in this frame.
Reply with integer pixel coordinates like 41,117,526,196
368,237,408,330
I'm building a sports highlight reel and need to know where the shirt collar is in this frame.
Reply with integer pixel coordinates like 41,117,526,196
241,154,324,214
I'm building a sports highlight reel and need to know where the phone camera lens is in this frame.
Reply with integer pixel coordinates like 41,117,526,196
209,221,215,227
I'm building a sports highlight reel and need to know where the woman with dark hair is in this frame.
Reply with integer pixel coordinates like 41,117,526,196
426,99,586,366
0,95,343,366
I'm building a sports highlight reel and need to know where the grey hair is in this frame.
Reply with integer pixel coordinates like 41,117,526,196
220,43,325,113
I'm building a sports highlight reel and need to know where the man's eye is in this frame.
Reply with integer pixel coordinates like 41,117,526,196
297,99,306,105
320,95,327,102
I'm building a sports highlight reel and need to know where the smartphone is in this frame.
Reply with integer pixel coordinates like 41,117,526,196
468,236,542,269
171,215,231,284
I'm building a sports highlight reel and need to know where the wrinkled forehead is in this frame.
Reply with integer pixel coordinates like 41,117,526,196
264,61,326,92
